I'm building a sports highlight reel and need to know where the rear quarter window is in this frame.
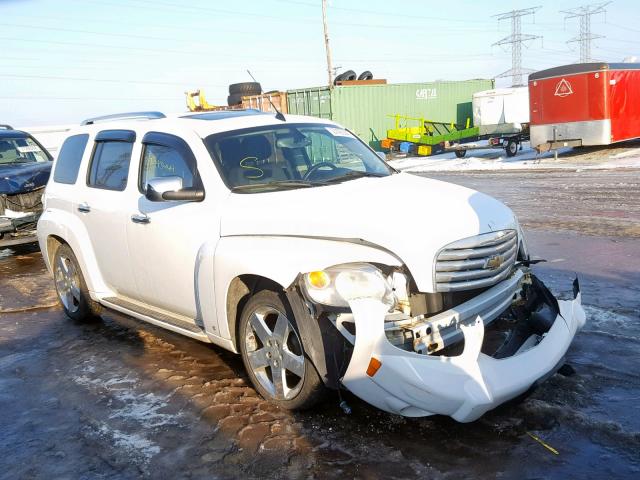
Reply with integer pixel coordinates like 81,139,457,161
53,134,89,184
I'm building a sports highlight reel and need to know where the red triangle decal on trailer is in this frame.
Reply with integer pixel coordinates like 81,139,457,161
554,78,573,97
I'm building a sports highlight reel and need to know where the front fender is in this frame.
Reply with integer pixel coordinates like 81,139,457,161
213,235,402,345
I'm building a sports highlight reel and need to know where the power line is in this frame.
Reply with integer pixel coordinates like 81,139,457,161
492,7,542,87
82,0,493,31
273,0,494,24
561,2,611,62
0,96,181,101
0,36,311,60
0,73,227,88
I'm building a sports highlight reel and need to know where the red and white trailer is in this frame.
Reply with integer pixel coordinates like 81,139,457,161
529,62,640,152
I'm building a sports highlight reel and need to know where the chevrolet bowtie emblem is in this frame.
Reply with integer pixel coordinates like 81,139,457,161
485,255,504,270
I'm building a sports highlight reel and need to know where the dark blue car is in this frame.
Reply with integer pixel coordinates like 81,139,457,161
0,125,53,248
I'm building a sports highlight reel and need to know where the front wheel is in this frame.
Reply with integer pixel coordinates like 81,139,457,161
239,290,326,410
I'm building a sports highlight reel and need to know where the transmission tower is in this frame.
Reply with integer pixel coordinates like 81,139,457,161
561,2,610,63
493,7,542,86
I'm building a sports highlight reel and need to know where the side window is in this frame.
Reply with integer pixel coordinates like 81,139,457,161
53,134,89,184
139,133,200,191
87,140,133,191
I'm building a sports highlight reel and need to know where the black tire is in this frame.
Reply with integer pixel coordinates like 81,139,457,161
455,149,467,158
227,94,243,106
341,70,356,81
357,70,373,80
228,82,262,96
334,70,357,84
506,139,518,157
239,290,326,410
52,243,102,321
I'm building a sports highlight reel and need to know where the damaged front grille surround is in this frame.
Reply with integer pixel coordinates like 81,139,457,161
434,229,518,292
327,267,533,357
0,187,45,216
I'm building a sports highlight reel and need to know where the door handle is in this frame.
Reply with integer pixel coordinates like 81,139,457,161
131,213,150,224
77,203,91,213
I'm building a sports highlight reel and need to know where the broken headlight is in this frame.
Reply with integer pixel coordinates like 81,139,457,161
302,263,396,308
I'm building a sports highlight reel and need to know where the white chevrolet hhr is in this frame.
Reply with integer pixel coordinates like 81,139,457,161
38,110,585,422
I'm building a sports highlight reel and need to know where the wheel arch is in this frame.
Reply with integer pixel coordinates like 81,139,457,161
37,209,111,297
45,234,65,269
226,274,285,352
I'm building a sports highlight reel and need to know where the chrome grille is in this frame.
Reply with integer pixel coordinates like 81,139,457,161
435,230,518,292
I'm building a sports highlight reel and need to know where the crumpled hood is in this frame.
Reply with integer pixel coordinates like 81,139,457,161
0,162,52,195
221,172,517,292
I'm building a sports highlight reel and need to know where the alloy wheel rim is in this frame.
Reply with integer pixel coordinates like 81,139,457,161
244,306,305,400
54,254,81,313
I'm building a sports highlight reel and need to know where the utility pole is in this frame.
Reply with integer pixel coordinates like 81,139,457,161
493,7,542,87
322,0,334,89
561,2,610,63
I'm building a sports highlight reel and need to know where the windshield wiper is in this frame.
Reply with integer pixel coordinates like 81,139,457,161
230,180,318,192
320,170,387,184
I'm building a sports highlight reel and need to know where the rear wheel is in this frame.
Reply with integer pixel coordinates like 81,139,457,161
239,290,325,410
53,243,101,321
455,149,467,158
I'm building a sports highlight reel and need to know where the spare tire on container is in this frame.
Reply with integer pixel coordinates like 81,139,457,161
227,93,244,106
334,70,357,85
229,82,262,96
341,70,356,81
357,70,373,80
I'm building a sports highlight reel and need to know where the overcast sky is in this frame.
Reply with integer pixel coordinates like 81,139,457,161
1,0,639,126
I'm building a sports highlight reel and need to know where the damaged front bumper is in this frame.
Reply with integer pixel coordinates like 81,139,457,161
340,270,586,422
0,212,40,247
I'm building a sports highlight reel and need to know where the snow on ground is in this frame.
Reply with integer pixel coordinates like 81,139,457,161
389,142,640,173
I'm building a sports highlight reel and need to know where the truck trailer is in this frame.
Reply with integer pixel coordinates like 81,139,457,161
529,62,640,152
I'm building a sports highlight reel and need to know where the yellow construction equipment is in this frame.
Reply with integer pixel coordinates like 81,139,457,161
185,89,241,112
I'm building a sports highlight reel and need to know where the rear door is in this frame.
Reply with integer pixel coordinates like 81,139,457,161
76,129,138,297
126,130,219,319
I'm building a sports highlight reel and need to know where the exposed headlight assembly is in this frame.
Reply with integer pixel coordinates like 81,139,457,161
302,263,396,308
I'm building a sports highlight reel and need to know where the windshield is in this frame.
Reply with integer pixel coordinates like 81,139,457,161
204,123,393,192
0,137,50,165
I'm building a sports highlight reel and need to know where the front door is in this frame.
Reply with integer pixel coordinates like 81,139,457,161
126,132,218,319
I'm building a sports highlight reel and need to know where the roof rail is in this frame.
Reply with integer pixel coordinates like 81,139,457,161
0,124,14,130
81,111,165,126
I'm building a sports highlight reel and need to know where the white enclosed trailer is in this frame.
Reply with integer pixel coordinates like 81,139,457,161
446,87,530,158
472,87,530,136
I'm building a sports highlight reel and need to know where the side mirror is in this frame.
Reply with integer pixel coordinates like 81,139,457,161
145,176,204,202
376,151,386,160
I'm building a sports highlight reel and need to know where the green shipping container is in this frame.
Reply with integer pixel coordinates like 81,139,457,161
286,88,332,119
286,79,494,148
